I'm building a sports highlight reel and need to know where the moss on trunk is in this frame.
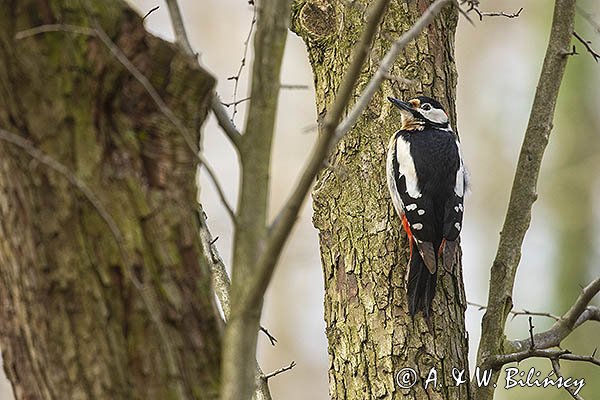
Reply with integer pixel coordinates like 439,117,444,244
292,1,470,399
0,1,221,399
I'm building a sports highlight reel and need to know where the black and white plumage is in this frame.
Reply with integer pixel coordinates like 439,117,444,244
386,96,467,318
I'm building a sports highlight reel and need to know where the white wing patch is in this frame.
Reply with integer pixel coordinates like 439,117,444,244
454,140,466,197
386,135,404,216
395,136,421,198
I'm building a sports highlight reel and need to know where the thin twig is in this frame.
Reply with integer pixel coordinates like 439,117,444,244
15,24,95,39
228,5,257,122
528,317,535,350
489,347,600,369
211,96,242,149
197,206,232,318
467,301,560,320
142,6,160,21
560,352,600,367
472,7,523,21
562,45,579,57
165,0,195,57
260,327,278,346
198,208,277,347
264,361,296,380
551,359,585,400
221,97,251,107
452,0,474,26
573,31,600,62
198,154,236,221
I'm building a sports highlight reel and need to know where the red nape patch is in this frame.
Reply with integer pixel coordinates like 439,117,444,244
401,215,413,256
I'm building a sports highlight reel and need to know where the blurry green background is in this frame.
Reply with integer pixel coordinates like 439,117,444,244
1,1,599,399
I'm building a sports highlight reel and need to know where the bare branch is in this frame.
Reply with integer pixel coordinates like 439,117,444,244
560,352,600,367
221,97,251,107
249,0,450,308
142,6,160,21
221,0,292,398
472,7,523,21
561,44,579,57
260,327,278,346
198,153,236,222
573,31,600,62
528,317,535,350
488,314,600,371
489,346,600,369
197,208,274,400
15,23,94,39
198,207,232,318
467,300,561,321
508,277,600,352
473,0,577,397
264,361,296,380
197,207,277,347
452,0,475,26
211,96,243,149
551,359,585,400
228,5,257,122
164,0,195,57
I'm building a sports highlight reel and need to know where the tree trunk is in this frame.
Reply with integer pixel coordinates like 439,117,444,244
0,1,221,399
292,1,470,399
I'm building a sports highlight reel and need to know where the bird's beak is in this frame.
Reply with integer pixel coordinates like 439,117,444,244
388,97,420,117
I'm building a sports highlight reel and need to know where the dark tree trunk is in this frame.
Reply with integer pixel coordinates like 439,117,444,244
292,1,471,399
0,1,221,399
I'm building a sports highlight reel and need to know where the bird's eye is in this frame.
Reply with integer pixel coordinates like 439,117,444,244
422,104,432,111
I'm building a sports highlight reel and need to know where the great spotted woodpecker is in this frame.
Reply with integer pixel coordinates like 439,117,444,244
386,96,467,318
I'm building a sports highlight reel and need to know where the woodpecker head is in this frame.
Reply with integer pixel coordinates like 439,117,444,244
388,96,450,131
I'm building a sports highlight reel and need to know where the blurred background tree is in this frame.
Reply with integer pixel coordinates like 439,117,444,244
1,0,598,399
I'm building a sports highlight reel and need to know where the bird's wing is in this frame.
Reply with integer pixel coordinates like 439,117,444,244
441,140,466,270
388,133,438,273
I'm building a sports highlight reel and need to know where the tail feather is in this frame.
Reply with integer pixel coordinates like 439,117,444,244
407,240,437,318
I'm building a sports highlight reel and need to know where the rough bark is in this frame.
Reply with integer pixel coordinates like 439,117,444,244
292,1,469,399
0,1,221,399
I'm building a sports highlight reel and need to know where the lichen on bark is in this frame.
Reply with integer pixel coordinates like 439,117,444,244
292,1,470,399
